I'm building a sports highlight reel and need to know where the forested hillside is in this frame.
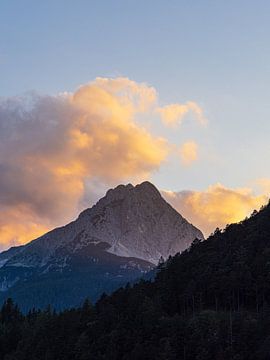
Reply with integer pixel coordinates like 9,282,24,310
1,202,270,359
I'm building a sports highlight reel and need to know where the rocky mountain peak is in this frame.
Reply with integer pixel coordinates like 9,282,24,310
72,181,204,264
103,181,160,203
1,181,204,268
135,181,161,198
105,183,134,201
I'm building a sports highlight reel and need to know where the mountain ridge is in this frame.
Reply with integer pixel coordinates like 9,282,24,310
0,181,203,310
1,181,203,267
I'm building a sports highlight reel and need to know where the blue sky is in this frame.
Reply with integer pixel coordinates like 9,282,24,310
1,0,270,246
1,1,270,190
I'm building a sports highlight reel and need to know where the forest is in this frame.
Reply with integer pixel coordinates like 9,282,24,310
1,203,270,359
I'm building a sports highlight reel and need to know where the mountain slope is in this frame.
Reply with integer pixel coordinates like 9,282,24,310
3,181,203,267
0,181,202,310
0,242,153,311
1,200,270,359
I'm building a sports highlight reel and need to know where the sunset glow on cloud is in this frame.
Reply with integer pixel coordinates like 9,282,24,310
157,101,207,127
0,76,268,250
1,77,204,249
162,184,268,236
179,141,198,165
0,206,50,248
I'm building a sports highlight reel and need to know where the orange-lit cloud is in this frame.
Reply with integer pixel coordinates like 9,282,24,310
0,206,50,248
162,183,268,237
0,77,169,250
0,77,210,250
157,101,207,127
179,141,198,165
255,178,270,193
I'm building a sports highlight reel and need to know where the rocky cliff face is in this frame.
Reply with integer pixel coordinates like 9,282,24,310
79,181,203,263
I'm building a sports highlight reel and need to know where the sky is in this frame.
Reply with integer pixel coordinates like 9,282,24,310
1,0,270,249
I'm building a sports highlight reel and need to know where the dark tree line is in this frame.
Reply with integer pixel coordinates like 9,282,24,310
2,202,270,359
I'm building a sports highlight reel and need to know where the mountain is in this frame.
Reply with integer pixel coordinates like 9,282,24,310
1,200,270,359
0,181,203,310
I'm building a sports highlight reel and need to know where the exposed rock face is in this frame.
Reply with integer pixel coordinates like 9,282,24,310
0,181,203,310
80,181,203,263
3,181,203,268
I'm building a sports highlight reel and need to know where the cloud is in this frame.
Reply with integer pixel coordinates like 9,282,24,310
179,141,198,165
157,101,207,127
2,77,266,250
162,183,268,237
0,77,209,250
255,178,270,193
0,77,169,250
0,206,50,249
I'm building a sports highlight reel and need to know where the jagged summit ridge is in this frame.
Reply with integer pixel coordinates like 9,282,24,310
2,181,203,268
92,181,161,209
